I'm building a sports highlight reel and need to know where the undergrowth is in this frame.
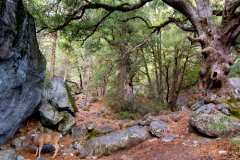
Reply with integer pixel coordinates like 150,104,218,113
104,91,168,120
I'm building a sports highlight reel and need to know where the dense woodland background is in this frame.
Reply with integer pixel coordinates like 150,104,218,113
24,0,240,115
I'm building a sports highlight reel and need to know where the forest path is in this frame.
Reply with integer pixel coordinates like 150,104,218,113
4,97,239,160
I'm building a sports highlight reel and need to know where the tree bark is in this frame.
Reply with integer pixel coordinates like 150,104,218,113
84,54,92,106
50,31,58,80
142,52,154,97
163,0,240,103
126,57,134,100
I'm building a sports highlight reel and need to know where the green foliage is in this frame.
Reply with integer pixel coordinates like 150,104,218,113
105,90,168,120
43,69,51,88
229,136,240,152
229,59,240,77
230,108,240,119
207,115,234,131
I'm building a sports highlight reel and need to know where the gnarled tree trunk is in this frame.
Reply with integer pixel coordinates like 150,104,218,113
163,0,240,103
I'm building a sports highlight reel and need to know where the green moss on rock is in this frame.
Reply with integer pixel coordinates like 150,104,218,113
87,130,112,140
65,83,78,112
230,108,240,119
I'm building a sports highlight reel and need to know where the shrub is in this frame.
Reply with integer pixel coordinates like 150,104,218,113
104,91,169,120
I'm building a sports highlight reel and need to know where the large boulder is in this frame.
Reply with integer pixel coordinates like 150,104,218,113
189,103,240,137
0,0,46,146
0,149,18,160
150,121,170,137
78,126,149,158
42,77,78,113
228,77,240,89
39,102,63,126
58,111,76,135
71,124,88,141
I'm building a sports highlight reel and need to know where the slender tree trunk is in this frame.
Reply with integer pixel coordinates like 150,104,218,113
118,61,126,99
142,53,154,96
76,66,83,91
157,31,164,101
152,49,160,97
50,31,58,80
63,60,69,81
126,57,134,100
168,50,179,111
84,54,92,106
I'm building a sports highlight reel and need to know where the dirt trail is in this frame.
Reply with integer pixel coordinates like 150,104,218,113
3,98,240,160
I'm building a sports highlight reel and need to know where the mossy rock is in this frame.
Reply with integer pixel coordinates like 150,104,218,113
87,130,112,140
65,83,78,112
230,108,240,119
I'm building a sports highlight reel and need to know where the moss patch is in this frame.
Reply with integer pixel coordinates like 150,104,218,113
87,130,112,140
65,83,78,112
230,108,240,119
207,115,234,131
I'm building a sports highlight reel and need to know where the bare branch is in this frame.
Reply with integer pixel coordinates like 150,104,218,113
120,16,153,29
224,0,240,16
188,35,206,44
122,30,155,58
162,0,200,32
122,18,179,58
83,0,152,12
76,11,114,44
38,0,153,33
168,17,195,32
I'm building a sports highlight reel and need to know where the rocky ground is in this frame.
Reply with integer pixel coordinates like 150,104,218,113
2,97,240,160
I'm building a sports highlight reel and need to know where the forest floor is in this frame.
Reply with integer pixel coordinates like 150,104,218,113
3,96,240,160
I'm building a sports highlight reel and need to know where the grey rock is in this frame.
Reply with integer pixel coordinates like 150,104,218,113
121,155,127,160
88,97,98,103
180,106,187,111
58,112,76,135
95,124,118,133
216,103,231,115
72,141,82,150
19,136,25,141
42,77,77,113
161,133,179,142
228,78,240,89
33,144,55,153
61,147,75,154
11,138,22,149
71,124,88,141
17,155,26,160
0,0,46,146
22,141,30,148
221,108,231,116
37,157,48,160
216,103,229,110
78,126,149,158
98,108,106,115
150,121,170,137
73,95,79,101
189,104,240,137
176,96,187,106
0,149,18,160
160,117,169,122
138,114,158,126
149,137,158,142
39,102,63,126
86,122,95,131
190,100,204,111
172,115,182,122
